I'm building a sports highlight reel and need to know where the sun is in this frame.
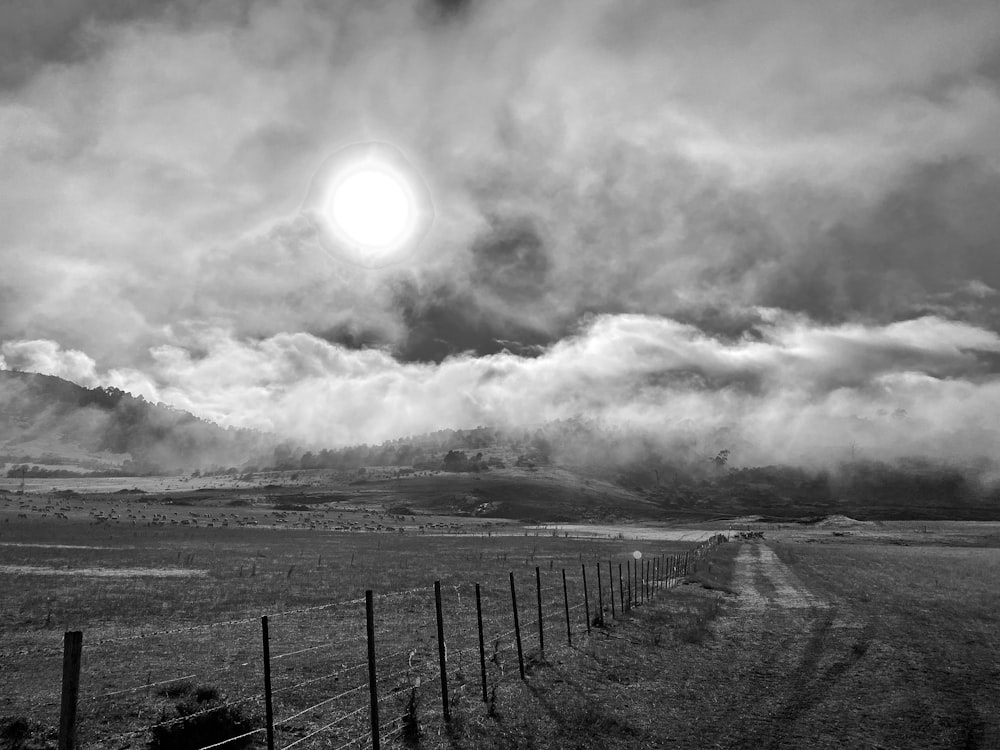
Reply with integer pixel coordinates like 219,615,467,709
329,168,413,249
302,141,434,268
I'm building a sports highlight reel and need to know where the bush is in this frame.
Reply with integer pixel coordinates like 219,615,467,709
149,683,259,750
0,716,53,750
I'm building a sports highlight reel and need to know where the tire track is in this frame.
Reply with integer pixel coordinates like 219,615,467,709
715,542,871,749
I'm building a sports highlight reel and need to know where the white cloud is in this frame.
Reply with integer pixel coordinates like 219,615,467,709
42,312,999,468
0,339,100,387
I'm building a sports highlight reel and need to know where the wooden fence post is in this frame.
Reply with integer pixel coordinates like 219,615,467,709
562,569,572,646
365,591,381,750
618,563,625,613
434,581,450,723
582,564,591,634
58,631,82,750
475,583,487,703
510,573,525,680
535,566,544,660
260,617,275,750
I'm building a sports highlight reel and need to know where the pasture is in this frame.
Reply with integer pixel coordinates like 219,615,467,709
0,488,708,749
2,488,1000,749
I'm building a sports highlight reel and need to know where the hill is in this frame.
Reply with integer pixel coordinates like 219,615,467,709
0,369,273,475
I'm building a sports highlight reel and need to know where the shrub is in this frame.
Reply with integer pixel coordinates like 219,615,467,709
0,716,52,750
148,683,259,750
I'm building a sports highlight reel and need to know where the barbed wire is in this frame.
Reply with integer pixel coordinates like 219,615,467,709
192,727,265,750
267,597,365,619
81,585,439,650
275,683,368,725
280,705,367,750
378,667,440,704
0,643,64,659
91,693,265,744
87,615,261,648
272,637,364,662
269,660,368,698
88,672,198,701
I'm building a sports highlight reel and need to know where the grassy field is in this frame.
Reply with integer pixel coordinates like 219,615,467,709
3,491,1000,749
0,488,708,750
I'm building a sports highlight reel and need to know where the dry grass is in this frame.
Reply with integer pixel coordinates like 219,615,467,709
0,505,702,750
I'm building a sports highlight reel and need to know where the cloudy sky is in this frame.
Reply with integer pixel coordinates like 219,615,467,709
3,0,1000,466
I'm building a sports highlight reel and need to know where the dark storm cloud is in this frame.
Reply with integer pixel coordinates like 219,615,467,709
390,276,552,363
469,214,551,305
764,158,1000,324
0,0,254,90
418,0,474,24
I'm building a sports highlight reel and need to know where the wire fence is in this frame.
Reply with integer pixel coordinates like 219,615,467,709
6,534,728,750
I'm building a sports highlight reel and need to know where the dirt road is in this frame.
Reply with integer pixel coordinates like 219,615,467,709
709,543,876,749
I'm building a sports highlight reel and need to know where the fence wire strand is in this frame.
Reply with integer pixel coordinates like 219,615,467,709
192,727,265,750
269,660,368,697
280,704,368,750
275,682,368,725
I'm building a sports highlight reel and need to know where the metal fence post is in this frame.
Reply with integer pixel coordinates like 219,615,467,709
510,573,525,680
260,617,275,750
58,631,82,750
434,581,450,723
535,566,544,660
475,583,487,703
366,591,381,750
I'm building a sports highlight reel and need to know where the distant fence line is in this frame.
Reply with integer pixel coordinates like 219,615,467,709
26,534,729,750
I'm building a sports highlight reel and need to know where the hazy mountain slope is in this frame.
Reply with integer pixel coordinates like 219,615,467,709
0,370,273,473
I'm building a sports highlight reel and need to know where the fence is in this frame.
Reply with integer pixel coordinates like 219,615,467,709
9,534,728,750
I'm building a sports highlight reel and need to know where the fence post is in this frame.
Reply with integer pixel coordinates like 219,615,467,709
582,564,591,634
260,617,275,750
643,559,647,603
562,569,572,646
434,581,450,723
58,631,82,750
618,563,625,613
626,560,632,610
596,562,605,626
510,573,525,680
608,561,616,619
635,559,640,605
365,591,381,750
535,566,544,660
640,560,645,604
475,583,487,703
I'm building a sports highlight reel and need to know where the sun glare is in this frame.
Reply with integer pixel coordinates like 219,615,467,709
302,141,434,268
329,169,412,249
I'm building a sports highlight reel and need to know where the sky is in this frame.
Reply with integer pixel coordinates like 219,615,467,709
2,0,1000,468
